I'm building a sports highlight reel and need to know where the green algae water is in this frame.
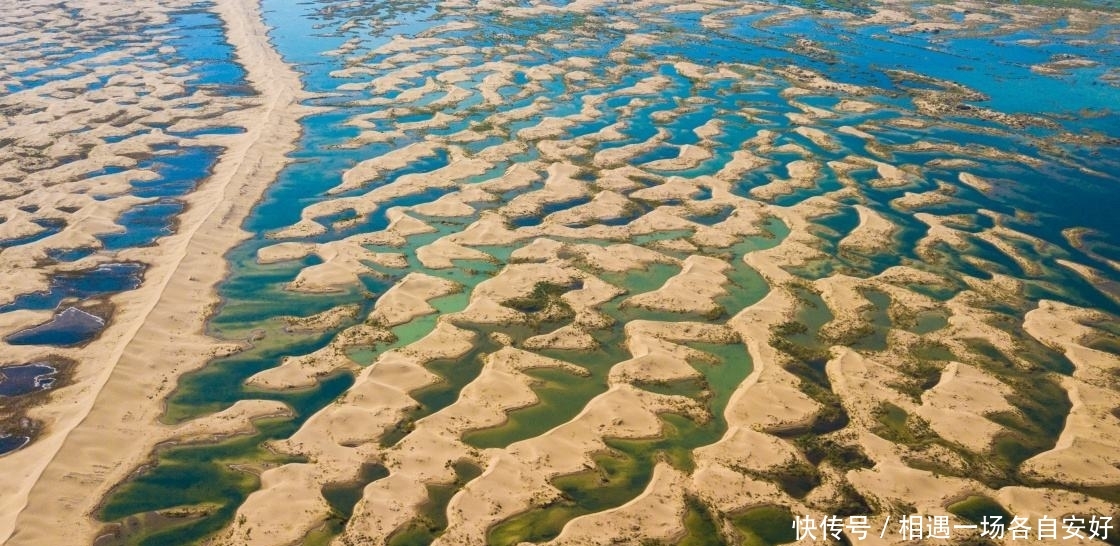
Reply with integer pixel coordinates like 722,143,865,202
87,0,1120,544
488,341,755,545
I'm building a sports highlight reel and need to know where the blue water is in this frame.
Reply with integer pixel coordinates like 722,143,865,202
509,196,594,228
99,201,186,250
90,0,1120,542
0,263,144,313
0,363,58,397
164,7,253,95
0,435,30,456
5,307,106,347
0,3,250,355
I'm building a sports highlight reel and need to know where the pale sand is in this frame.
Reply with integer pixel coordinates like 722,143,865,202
0,0,309,542
369,272,461,327
914,361,1014,451
546,463,688,544
1,0,1111,543
838,204,897,255
1021,300,1120,487
750,159,821,200
623,254,731,315
282,303,361,333
216,323,478,546
246,343,358,391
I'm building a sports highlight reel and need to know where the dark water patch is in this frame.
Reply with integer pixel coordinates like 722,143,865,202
93,502,225,546
5,306,107,347
1084,333,1120,358
872,402,939,449
164,7,252,95
466,264,680,450
751,456,822,500
0,218,66,249
769,287,851,436
380,335,495,448
99,200,185,250
487,415,697,545
634,377,706,399
892,357,946,403
507,195,594,228
962,338,1072,481
794,434,874,473
462,356,614,450
677,496,728,546
849,289,892,352
207,250,334,333
947,495,1013,525
132,146,222,199
0,363,58,397
87,164,129,178
975,162,1120,258
812,207,861,247
0,262,144,313
0,356,72,456
710,222,787,314
911,340,956,362
321,462,390,521
686,204,734,226
0,435,30,456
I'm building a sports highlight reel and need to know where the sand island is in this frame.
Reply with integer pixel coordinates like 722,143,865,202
1,0,1118,545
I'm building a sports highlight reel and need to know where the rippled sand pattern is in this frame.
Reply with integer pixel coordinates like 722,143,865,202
24,0,1120,545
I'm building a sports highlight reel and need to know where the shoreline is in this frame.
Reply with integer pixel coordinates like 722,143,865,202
0,0,309,542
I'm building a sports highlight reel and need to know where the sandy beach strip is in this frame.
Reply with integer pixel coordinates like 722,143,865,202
0,0,309,543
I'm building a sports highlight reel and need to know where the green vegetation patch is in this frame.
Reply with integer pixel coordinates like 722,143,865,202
871,402,938,448
729,505,797,546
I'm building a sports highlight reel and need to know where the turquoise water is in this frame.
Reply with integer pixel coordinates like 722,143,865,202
89,0,1120,544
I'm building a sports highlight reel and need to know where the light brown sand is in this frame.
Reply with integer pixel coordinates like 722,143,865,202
0,0,310,541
